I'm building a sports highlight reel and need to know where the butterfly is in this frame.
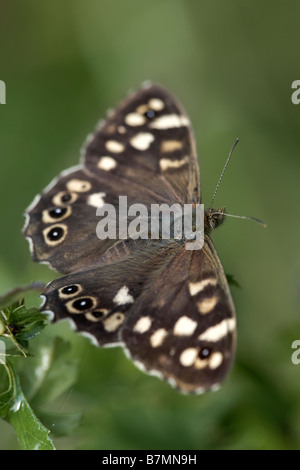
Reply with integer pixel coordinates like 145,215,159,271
23,83,236,394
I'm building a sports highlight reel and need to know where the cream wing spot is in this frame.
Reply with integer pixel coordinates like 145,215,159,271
159,157,188,171
133,316,152,334
136,104,149,114
189,278,217,296
66,179,91,193
148,98,165,111
106,140,125,153
198,318,236,342
98,156,117,171
179,348,198,367
113,286,134,306
194,357,208,370
85,313,100,322
130,132,155,151
124,113,146,126
103,312,125,332
150,328,168,347
173,316,197,336
161,140,183,153
87,192,106,208
149,114,189,130
208,352,223,369
197,296,218,315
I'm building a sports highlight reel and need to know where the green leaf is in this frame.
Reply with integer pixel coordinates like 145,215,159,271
1,300,47,351
226,273,241,289
36,410,82,437
0,361,55,450
0,297,81,447
0,362,16,417
21,336,79,407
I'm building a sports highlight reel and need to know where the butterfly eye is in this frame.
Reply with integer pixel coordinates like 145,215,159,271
65,296,97,314
103,312,125,332
66,179,92,193
43,224,67,246
198,347,212,359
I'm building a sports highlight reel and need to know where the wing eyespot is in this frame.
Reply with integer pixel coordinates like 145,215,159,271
42,206,71,223
58,284,83,299
52,191,78,206
43,224,67,246
144,109,156,119
65,296,97,314
198,347,212,360
85,309,110,322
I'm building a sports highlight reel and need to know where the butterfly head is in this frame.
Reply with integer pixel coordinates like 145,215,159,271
204,207,225,233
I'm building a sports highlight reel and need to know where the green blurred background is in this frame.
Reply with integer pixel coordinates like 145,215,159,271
0,0,300,450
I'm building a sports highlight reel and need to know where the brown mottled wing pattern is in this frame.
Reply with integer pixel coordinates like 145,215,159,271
23,83,236,393
23,84,199,274
41,238,176,347
84,83,200,205
121,236,236,393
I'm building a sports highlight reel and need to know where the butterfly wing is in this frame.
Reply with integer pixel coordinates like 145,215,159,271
41,238,179,346
41,235,236,393
23,84,200,274
23,84,237,393
121,235,236,393
83,83,200,205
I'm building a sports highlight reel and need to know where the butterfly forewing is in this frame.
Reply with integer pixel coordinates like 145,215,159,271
23,83,237,393
23,167,120,273
23,84,200,273
84,84,200,205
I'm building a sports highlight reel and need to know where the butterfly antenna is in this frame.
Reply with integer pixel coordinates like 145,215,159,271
218,212,267,228
209,138,267,228
209,138,239,211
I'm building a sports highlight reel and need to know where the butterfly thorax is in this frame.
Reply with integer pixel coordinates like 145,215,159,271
153,205,226,242
149,205,226,241
204,207,225,234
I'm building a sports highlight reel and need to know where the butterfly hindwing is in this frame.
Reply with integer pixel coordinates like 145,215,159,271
41,238,178,346
121,235,236,393
42,234,236,392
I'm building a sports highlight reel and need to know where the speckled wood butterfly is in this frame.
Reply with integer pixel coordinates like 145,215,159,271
23,83,237,394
